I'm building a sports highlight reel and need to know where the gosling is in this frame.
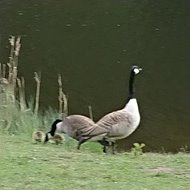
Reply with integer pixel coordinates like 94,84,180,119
49,134,64,145
32,131,45,143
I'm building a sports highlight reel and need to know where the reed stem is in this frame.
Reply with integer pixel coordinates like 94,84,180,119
17,77,26,111
88,105,93,120
58,74,68,117
34,72,41,116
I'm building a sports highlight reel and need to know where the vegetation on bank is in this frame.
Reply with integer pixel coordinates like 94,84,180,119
0,36,66,135
0,37,190,189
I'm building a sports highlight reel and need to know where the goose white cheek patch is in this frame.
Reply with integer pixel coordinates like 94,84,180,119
48,133,52,139
134,68,140,74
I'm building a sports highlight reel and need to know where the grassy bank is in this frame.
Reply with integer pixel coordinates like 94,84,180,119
1,37,190,190
0,133,190,190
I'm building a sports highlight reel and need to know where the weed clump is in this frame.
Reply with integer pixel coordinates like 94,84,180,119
131,142,145,156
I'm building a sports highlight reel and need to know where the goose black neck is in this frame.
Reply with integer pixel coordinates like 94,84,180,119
127,70,136,101
49,119,62,136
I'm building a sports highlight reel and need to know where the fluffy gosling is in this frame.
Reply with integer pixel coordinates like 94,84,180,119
32,131,45,143
49,133,64,145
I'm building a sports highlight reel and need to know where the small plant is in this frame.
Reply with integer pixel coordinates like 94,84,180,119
131,142,145,156
179,145,189,153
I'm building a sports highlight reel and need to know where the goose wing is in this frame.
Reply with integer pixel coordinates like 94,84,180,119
97,110,133,138
64,115,107,140
63,115,94,138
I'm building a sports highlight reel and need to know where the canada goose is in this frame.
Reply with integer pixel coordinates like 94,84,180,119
32,131,45,143
49,133,64,145
96,65,142,153
45,115,108,150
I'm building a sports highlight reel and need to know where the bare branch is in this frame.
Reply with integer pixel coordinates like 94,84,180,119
88,105,93,120
34,72,41,116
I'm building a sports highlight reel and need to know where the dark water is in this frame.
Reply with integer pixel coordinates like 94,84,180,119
0,0,190,152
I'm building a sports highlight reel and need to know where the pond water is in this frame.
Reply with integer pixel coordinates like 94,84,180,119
0,0,190,151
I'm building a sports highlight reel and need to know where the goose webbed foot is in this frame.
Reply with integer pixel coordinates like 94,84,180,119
102,142,116,154
77,138,89,150
111,142,116,154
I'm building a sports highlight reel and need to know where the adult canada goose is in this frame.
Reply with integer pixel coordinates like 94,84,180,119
96,65,142,153
45,115,108,150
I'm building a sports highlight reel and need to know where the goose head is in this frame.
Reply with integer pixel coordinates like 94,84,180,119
44,119,62,143
131,65,142,75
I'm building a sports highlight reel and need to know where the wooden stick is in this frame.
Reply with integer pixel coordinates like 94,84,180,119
88,105,93,120
7,36,21,103
9,36,15,66
12,66,17,100
34,72,41,116
21,77,26,108
58,74,63,114
17,77,26,111
2,64,6,78
14,36,21,67
62,92,68,116
0,63,2,78
7,63,13,83
17,78,23,111
58,74,68,116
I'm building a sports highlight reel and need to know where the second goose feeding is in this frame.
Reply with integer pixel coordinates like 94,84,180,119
45,115,108,150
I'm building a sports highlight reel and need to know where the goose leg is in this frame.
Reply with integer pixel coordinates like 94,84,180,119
77,137,89,150
103,145,108,153
111,142,116,154
98,139,109,153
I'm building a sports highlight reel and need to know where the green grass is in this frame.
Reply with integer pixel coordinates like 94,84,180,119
0,133,190,190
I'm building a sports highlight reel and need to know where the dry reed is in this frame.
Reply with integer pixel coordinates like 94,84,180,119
0,36,72,133
34,72,41,116
88,105,93,120
17,77,26,111
58,74,68,118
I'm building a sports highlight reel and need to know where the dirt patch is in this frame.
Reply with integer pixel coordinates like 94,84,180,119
147,166,176,173
146,166,190,178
